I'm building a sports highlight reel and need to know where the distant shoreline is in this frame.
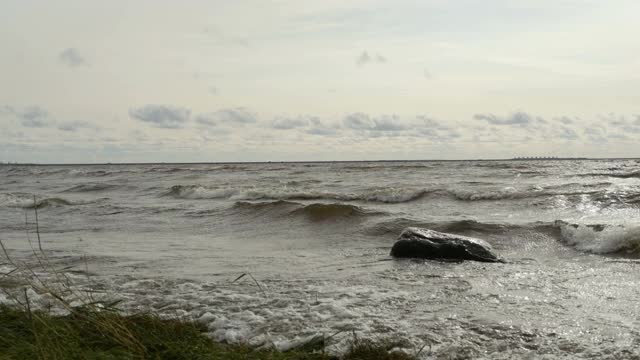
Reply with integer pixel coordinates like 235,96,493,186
0,157,638,166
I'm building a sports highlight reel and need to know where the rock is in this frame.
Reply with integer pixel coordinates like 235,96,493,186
390,227,502,262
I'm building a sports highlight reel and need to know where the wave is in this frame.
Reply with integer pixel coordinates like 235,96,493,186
447,185,613,202
161,183,629,205
161,185,238,199
578,171,640,179
0,193,99,209
161,184,434,203
291,203,373,221
231,200,301,214
30,198,74,209
230,201,381,221
448,188,542,201
364,218,516,237
467,162,542,170
362,217,640,259
338,164,429,171
364,217,640,258
143,166,227,174
61,183,122,193
555,220,640,256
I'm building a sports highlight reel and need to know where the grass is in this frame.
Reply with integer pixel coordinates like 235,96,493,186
0,305,417,360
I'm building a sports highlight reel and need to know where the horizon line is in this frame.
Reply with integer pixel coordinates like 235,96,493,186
2,157,639,166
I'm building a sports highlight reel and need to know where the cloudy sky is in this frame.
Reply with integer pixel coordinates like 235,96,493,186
1,0,639,163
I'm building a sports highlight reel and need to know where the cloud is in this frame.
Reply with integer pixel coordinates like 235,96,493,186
1,105,103,132
307,127,338,136
356,51,387,66
59,48,87,67
343,113,406,131
555,116,574,125
600,114,640,134
607,133,629,140
474,112,532,126
415,116,460,140
195,108,257,127
57,121,97,132
272,116,316,130
0,105,15,115
298,117,338,136
129,105,191,129
195,113,217,126
555,126,579,140
18,106,50,128
218,108,257,124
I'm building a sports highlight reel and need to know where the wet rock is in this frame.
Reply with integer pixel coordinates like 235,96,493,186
390,227,503,262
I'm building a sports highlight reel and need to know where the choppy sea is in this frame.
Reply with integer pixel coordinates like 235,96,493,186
2,160,640,358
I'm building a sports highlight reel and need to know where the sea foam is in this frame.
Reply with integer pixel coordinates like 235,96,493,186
557,221,640,255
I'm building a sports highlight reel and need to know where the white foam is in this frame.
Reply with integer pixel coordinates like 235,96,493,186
450,187,526,201
559,223,640,254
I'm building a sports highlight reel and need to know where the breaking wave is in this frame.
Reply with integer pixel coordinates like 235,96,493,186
448,188,543,201
555,221,640,256
161,183,627,205
0,193,73,209
161,185,239,199
30,198,74,209
0,193,101,209
367,218,640,257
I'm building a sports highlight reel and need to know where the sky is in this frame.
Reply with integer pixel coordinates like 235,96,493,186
1,0,639,163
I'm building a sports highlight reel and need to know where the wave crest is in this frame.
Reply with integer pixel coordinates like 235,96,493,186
231,201,379,221
449,188,544,201
579,171,640,179
162,185,431,203
291,203,370,221
62,183,121,192
365,218,512,236
162,185,238,199
31,198,74,209
556,220,640,255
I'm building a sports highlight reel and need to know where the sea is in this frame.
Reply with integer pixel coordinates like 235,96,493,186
1,160,640,358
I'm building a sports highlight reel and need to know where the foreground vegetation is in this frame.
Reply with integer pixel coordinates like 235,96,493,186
0,305,416,360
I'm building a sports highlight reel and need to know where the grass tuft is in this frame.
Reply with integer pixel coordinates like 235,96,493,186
0,305,419,359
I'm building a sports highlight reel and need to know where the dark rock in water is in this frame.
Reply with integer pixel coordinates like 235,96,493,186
390,227,502,262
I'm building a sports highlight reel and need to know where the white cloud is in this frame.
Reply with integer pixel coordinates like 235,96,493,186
272,116,315,129
474,112,532,126
200,108,257,125
343,113,406,131
129,105,191,129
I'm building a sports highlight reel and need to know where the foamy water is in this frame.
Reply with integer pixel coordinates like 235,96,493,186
1,160,640,358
